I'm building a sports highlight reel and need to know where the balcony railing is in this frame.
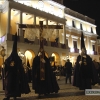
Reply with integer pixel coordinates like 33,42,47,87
74,48,79,53
8,34,98,55
70,48,79,53
51,42,58,47
61,44,66,49
93,51,97,55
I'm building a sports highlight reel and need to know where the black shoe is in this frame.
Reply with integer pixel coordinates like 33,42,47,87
3,98,9,100
44,93,48,96
14,97,16,100
38,94,42,97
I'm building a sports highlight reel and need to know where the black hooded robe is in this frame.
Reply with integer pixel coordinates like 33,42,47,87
73,54,93,90
2,34,30,98
4,56,23,97
32,55,60,95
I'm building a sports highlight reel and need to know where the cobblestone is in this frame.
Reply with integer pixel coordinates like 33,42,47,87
0,76,100,100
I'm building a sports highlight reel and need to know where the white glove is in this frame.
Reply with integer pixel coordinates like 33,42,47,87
38,52,42,56
41,58,46,63
79,61,82,65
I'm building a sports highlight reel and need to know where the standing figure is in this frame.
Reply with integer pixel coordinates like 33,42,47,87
73,32,98,90
27,59,32,83
65,59,72,84
32,50,60,96
92,59,100,85
2,34,30,100
73,47,93,90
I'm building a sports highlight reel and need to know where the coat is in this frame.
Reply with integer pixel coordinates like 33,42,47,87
73,54,98,90
2,57,30,97
32,55,60,94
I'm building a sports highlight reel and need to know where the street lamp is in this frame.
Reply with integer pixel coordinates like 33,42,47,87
0,46,6,84
0,46,6,64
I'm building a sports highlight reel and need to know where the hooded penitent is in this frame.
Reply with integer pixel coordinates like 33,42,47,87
73,32,99,90
3,33,30,98
6,33,21,63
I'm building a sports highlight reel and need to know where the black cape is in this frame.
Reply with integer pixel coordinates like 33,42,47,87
2,34,30,97
32,55,60,94
73,54,98,90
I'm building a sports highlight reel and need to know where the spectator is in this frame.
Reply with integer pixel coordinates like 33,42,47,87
65,59,72,84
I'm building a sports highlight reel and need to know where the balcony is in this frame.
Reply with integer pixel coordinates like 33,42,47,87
74,48,79,53
93,51,97,55
51,42,58,47
70,48,79,53
61,44,66,49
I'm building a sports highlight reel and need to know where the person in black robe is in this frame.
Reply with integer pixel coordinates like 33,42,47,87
73,48,93,90
73,32,98,90
2,34,30,100
32,50,60,96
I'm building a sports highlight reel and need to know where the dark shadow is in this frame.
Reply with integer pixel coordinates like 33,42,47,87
16,91,85,100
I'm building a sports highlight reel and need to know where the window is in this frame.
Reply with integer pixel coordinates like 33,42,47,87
92,44,95,51
72,20,75,27
66,39,68,47
73,41,77,49
91,27,93,33
80,23,83,30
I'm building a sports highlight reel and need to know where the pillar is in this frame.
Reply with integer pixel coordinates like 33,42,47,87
34,15,36,25
6,7,11,34
63,24,66,44
19,11,22,36
56,22,59,43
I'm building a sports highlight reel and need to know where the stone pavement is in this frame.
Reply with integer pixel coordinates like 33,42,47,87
0,76,100,100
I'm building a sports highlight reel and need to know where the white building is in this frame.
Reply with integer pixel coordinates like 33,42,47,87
0,0,99,67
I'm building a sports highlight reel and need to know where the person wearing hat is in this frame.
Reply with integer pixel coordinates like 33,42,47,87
32,49,60,96
73,32,97,90
2,34,30,100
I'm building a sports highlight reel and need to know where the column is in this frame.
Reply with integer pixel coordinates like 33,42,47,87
6,7,11,34
63,24,66,44
95,41,97,54
56,22,59,43
87,36,90,54
33,15,36,25
46,18,48,41
19,11,22,36
46,18,48,26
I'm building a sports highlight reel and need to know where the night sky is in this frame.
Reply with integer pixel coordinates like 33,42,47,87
63,0,100,36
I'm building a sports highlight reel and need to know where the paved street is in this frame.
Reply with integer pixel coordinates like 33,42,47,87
0,76,100,100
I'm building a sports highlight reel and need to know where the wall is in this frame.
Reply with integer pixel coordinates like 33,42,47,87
1,12,7,36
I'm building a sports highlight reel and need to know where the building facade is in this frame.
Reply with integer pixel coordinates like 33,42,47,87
0,0,99,68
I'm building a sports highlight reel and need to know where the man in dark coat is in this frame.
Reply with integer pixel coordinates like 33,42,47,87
73,32,98,90
65,59,72,84
32,50,60,96
2,34,30,100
